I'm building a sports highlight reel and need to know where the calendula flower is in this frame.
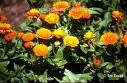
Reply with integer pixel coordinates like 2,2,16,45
68,3,87,19
93,57,102,67
27,9,40,17
82,8,91,20
36,28,51,39
24,41,34,48
84,31,94,40
100,32,118,45
63,36,79,47
52,1,70,12
112,10,123,21
0,23,12,33
21,33,34,42
33,44,48,57
0,16,7,21
45,13,59,24
4,30,16,41
18,32,24,38
39,14,46,21
53,28,65,38
122,33,127,44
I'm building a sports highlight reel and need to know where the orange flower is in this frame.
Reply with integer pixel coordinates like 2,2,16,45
68,3,87,19
100,32,118,45
36,28,51,39
0,16,7,21
21,33,34,42
0,23,12,33
4,30,17,41
82,8,91,20
24,41,34,48
122,33,127,44
27,9,40,17
93,57,102,67
18,32,25,38
33,44,48,57
39,14,46,21
53,1,70,12
112,10,123,21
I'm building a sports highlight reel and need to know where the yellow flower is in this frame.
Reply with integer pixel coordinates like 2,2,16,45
63,36,79,47
36,28,51,39
27,9,40,17
33,44,48,57
53,1,70,11
45,13,59,24
53,28,65,38
100,32,118,45
84,31,94,40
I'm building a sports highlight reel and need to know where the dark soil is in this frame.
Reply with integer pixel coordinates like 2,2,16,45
0,0,29,27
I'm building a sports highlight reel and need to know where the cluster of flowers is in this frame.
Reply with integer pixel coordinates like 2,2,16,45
0,16,16,41
0,1,127,67
25,1,92,57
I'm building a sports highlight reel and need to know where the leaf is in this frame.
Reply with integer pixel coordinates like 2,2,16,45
101,62,109,67
53,47,67,68
0,61,10,72
89,10,101,15
89,8,103,13
80,45,88,54
77,73,93,81
97,73,105,79
88,44,95,52
31,19,42,27
59,69,93,82
105,63,114,70
39,70,48,82
89,7,103,15
63,69,79,82
28,0,36,3
19,20,32,32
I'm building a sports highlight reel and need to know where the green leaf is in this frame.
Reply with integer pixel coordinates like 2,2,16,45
97,73,105,79
80,45,88,54
31,19,42,27
105,63,114,70
59,69,93,82
101,62,109,67
39,70,48,82
53,47,67,68
28,0,36,3
0,61,10,72
63,69,79,82
89,7,103,15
